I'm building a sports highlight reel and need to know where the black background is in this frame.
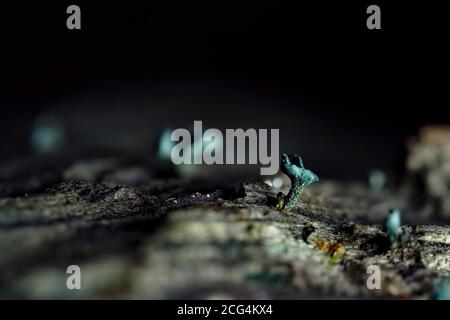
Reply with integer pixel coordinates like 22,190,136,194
1,1,448,179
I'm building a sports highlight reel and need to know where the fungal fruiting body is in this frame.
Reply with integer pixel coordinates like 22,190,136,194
384,208,414,248
433,277,450,300
385,208,403,248
276,154,319,211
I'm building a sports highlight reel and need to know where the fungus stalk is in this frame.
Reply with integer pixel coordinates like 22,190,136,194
276,154,319,211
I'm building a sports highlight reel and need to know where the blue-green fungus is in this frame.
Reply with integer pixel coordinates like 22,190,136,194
385,209,401,247
433,277,450,300
276,154,319,211
157,128,176,160
31,114,65,154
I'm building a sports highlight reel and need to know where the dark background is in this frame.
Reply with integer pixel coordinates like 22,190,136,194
0,1,448,179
